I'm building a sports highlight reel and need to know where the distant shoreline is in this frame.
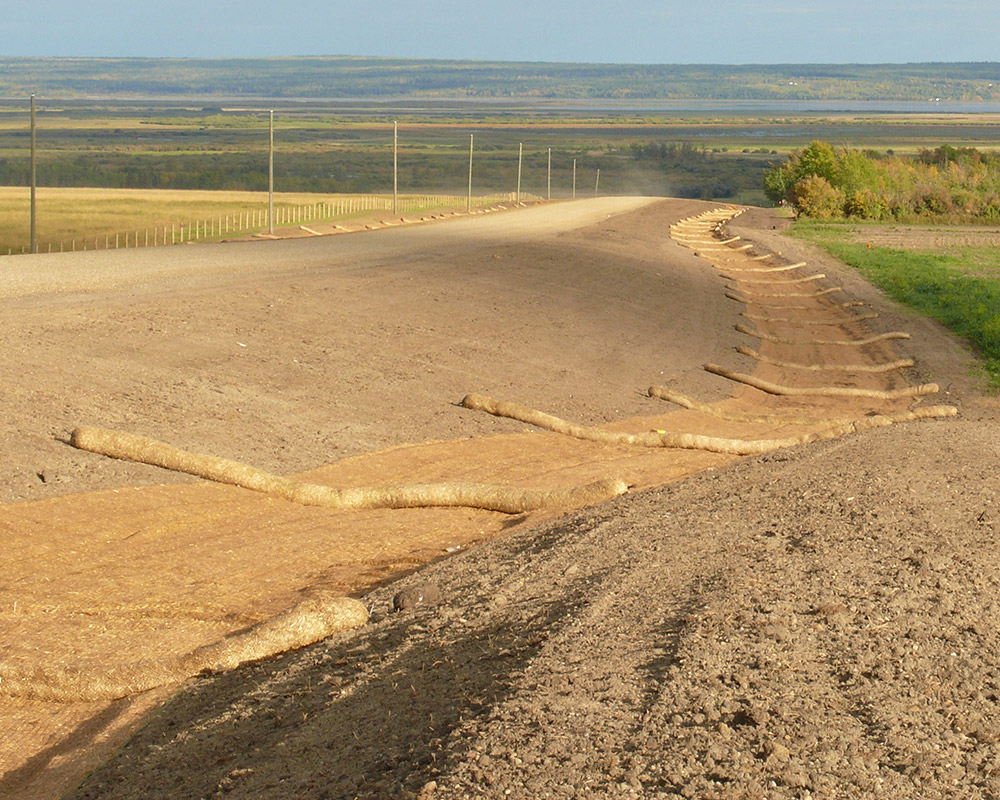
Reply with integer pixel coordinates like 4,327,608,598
3,96,1000,116
2,57,998,104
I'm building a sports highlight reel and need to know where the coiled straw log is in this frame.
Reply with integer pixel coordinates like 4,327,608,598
0,591,369,702
647,385,956,426
735,323,910,346
703,363,939,400
460,393,955,457
741,312,879,325
724,273,826,285
462,393,801,454
725,285,842,298
726,291,865,310
735,345,914,373
723,262,806,273
70,427,628,515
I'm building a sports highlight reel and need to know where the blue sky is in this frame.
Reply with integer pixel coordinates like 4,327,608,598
2,0,998,63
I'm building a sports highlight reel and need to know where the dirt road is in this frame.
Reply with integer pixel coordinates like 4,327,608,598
3,199,998,799
1,196,736,504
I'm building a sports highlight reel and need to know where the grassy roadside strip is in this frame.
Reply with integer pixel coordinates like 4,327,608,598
791,222,1000,389
0,186,521,254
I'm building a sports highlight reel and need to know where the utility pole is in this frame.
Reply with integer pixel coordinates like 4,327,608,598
516,142,522,205
547,147,551,201
30,94,37,254
467,133,474,213
268,110,274,235
393,120,398,214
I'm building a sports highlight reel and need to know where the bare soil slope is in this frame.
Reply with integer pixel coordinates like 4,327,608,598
72,417,1000,800
0,202,1000,798
3,197,757,800
59,208,1000,799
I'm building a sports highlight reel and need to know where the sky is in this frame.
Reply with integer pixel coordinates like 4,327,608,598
1,0,998,63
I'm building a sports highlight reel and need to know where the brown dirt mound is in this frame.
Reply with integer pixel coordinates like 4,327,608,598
66,206,1000,800
4,200,998,800
0,198,745,800
69,415,1000,800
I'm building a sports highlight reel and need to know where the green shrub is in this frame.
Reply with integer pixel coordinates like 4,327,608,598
796,141,838,183
791,175,844,219
911,185,955,216
763,141,1000,223
763,160,795,204
844,188,890,220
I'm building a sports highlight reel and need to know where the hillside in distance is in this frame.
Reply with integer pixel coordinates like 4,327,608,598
2,57,1000,101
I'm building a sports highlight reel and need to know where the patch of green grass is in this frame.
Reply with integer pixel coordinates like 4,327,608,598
792,222,1000,388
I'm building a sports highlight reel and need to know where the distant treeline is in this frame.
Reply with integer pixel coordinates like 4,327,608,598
0,147,769,203
0,136,771,202
629,142,771,200
765,142,1000,221
2,58,999,101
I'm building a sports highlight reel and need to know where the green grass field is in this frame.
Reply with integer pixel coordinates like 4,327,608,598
791,221,1000,389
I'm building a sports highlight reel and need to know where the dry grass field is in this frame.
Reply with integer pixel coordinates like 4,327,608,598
0,186,307,252
0,186,507,253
